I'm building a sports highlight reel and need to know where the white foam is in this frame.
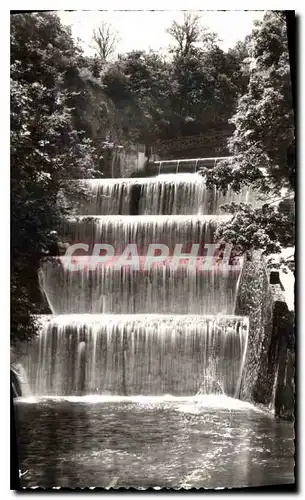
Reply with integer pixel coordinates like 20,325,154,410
79,174,205,186
67,214,231,223
14,394,263,412
34,313,249,327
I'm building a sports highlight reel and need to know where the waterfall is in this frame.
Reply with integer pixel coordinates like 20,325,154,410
39,259,241,315
72,176,265,216
20,158,252,399
22,315,249,397
62,214,230,250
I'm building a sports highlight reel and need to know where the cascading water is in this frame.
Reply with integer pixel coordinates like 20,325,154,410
20,158,251,399
22,315,248,398
40,213,241,315
61,214,231,250
71,175,265,216
39,259,241,315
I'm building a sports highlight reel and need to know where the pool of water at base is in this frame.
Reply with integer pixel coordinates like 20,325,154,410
14,395,295,489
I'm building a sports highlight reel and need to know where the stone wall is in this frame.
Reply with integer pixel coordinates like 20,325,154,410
272,301,295,420
97,143,147,178
153,125,233,159
235,252,294,420
118,143,146,178
235,252,274,403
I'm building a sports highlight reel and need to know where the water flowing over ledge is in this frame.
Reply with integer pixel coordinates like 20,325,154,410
66,214,231,223
71,175,265,216
61,214,231,249
39,259,242,315
21,314,248,398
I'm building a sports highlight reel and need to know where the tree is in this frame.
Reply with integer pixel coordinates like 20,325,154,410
203,11,294,194
92,21,120,63
100,50,173,144
201,12,295,261
167,12,217,56
166,14,247,138
11,12,97,344
215,200,294,257
228,36,252,74
95,15,248,146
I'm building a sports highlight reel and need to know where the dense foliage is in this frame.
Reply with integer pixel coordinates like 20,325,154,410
215,199,294,256
100,13,249,144
202,11,295,259
11,12,97,343
201,11,294,193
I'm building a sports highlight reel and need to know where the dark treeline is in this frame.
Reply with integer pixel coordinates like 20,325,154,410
94,13,249,145
10,11,295,343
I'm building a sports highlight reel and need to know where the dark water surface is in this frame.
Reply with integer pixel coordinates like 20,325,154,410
14,396,294,489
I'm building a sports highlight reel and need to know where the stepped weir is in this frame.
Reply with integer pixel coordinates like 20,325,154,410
73,174,263,215
21,159,256,399
23,315,248,398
